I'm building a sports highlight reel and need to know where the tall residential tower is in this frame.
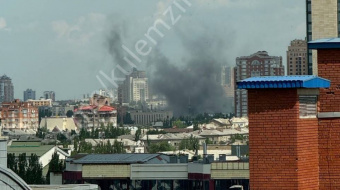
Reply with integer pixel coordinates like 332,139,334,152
0,75,14,104
306,0,340,74
234,51,284,117
287,39,308,75
23,89,36,101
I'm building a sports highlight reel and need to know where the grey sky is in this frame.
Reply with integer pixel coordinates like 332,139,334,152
0,0,306,100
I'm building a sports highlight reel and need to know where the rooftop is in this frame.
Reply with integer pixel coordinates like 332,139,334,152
7,145,54,157
73,154,161,164
237,75,330,89
308,38,340,49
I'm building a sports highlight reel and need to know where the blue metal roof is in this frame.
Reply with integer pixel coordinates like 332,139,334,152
237,76,330,89
308,38,340,49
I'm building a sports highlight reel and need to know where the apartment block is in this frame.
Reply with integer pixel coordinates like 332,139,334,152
119,68,149,104
306,0,340,74
43,91,55,101
130,110,173,125
0,99,39,130
287,39,308,75
0,75,14,104
234,51,284,117
23,89,36,101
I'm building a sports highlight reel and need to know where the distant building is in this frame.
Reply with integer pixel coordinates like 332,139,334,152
40,117,77,132
306,0,340,75
221,66,234,111
43,91,55,101
27,98,52,107
74,105,117,128
130,110,173,125
89,94,111,107
74,94,117,128
0,75,14,104
234,51,284,117
287,39,307,75
23,89,36,101
0,99,39,130
119,68,149,104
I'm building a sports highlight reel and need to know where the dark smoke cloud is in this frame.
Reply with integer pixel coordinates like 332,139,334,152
106,21,233,116
148,32,232,116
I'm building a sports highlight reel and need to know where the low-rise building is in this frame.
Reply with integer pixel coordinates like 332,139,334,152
63,153,249,190
130,110,173,125
74,105,117,128
7,141,70,175
40,117,77,132
0,99,39,130
27,99,52,107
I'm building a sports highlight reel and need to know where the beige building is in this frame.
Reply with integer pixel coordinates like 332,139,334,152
130,110,173,125
40,117,77,132
287,39,307,75
307,0,340,74
27,99,52,107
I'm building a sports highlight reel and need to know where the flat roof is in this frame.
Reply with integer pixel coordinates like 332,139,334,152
73,154,161,164
308,38,340,49
237,76,330,89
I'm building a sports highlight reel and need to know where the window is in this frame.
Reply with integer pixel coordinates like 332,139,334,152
299,96,317,118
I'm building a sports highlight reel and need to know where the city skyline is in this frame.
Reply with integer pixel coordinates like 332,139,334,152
0,1,305,101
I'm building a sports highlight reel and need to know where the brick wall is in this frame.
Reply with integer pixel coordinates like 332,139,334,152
248,89,319,190
318,49,340,189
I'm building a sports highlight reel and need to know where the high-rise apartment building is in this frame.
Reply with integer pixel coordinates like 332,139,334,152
119,68,149,104
287,39,308,75
23,89,36,101
221,66,235,112
0,75,14,104
234,51,284,117
43,91,55,101
306,0,340,74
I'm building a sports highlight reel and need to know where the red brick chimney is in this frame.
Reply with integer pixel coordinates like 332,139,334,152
238,75,330,190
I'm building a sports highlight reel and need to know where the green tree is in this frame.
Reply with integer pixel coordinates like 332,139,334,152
26,154,44,184
193,121,199,131
135,128,142,141
172,119,186,128
113,140,125,153
66,110,74,118
205,138,213,145
179,135,199,153
148,142,174,153
18,153,27,181
46,152,64,184
7,153,17,173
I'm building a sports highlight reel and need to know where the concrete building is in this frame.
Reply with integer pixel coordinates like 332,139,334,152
234,51,284,117
119,68,149,104
306,0,340,74
221,66,234,111
0,99,39,130
74,105,117,128
43,91,55,101
130,110,173,125
287,39,308,75
40,117,77,132
27,98,52,107
0,75,14,104
63,153,249,190
23,89,36,101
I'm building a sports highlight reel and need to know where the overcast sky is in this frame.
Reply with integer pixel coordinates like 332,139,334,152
0,0,306,100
